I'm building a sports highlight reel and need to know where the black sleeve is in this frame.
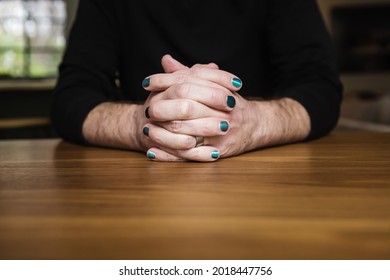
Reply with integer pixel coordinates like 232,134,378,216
51,0,120,144
266,0,343,139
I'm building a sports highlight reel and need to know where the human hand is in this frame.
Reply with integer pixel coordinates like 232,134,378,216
82,55,309,158
141,55,261,162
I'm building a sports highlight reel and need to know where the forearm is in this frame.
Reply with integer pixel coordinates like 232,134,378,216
82,102,146,151
249,98,311,149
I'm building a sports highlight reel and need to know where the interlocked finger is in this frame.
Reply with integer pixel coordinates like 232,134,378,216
146,146,220,162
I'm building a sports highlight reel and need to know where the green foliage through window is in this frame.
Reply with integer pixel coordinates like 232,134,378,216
0,0,66,79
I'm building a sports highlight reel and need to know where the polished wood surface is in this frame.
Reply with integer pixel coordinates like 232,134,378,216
0,132,389,260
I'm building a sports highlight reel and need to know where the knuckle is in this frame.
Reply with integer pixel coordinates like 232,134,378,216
174,83,191,99
175,74,188,84
182,136,195,149
200,121,211,135
168,121,182,133
209,62,219,69
152,133,164,145
179,100,193,118
189,66,202,77
209,89,221,104
148,104,160,119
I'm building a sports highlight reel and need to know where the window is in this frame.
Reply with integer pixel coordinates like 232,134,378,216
0,0,66,79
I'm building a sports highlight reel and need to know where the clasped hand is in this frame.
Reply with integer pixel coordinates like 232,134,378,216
140,55,259,162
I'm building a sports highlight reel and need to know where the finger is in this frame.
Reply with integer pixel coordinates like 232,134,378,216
161,54,219,73
146,99,229,121
142,72,229,93
161,54,188,73
207,63,219,69
158,118,230,137
146,148,186,162
150,83,236,112
143,123,196,150
187,66,242,91
147,146,220,162
192,62,219,70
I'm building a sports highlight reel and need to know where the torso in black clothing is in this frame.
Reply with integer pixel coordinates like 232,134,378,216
114,0,270,102
53,0,342,143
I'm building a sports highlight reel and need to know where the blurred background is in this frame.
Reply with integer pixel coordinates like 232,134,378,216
0,0,389,139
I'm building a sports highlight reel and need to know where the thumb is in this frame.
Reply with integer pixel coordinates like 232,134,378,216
161,54,188,73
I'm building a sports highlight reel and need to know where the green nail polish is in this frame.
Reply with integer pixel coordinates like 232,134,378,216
227,96,236,108
147,151,156,159
142,77,150,88
145,107,150,119
143,126,149,136
220,121,229,132
211,150,220,159
232,77,242,88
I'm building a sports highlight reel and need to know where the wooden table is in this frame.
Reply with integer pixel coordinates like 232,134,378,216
0,132,389,260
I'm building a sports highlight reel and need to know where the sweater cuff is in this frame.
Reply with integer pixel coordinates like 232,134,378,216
274,83,342,140
51,88,109,145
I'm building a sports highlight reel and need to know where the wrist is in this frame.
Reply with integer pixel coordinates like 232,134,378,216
249,98,310,149
82,102,147,151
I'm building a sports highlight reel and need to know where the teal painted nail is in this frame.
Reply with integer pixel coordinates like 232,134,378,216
211,150,220,159
220,121,229,132
142,77,150,88
147,151,156,159
227,96,236,108
232,77,242,88
145,107,150,119
143,126,149,136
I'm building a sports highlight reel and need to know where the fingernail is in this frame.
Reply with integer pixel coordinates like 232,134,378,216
145,107,150,119
147,151,156,160
220,121,229,132
227,96,236,108
211,150,220,159
143,126,149,136
232,77,242,88
142,77,150,88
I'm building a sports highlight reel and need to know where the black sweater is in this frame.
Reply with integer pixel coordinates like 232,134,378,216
52,0,342,144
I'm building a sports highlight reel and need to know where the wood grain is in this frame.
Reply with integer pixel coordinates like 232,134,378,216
0,132,389,259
